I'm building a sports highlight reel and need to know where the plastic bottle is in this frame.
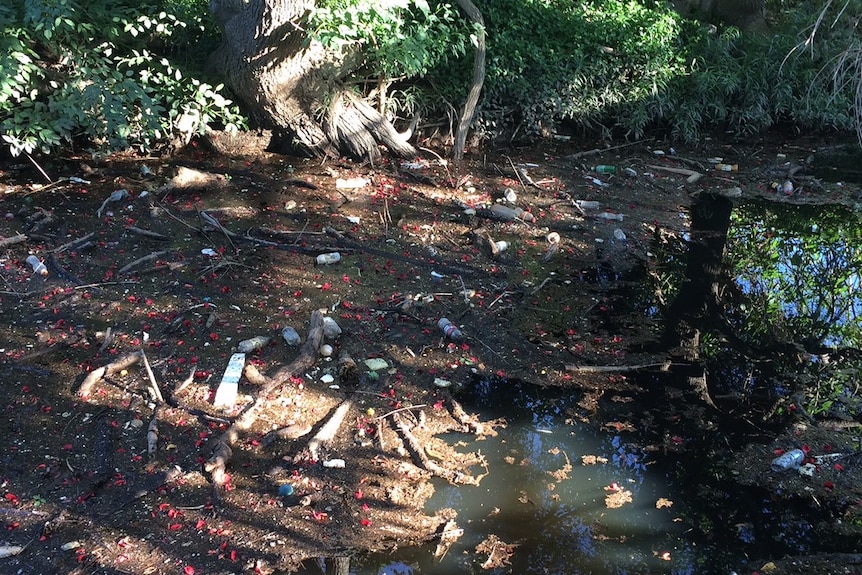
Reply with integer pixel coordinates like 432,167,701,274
488,204,536,223
494,240,509,253
770,449,805,472
576,200,600,210
26,255,48,276
322,316,342,338
281,326,301,346
237,336,271,353
503,188,518,203
597,212,624,221
316,252,341,265
714,163,738,172
438,318,463,340
613,228,627,241
593,165,616,174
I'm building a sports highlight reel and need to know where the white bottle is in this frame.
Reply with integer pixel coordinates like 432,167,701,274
597,212,624,221
26,255,48,276
316,252,341,265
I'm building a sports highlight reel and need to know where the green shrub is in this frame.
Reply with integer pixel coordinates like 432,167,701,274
0,0,244,157
422,0,860,142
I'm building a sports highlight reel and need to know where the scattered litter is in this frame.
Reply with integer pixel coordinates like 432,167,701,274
433,377,453,388
613,228,627,241
503,188,518,203
140,165,155,178
322,316,342,339
201,248,218,257
486,204,536,223
97,189,130,217
344,216,361,224
576,200,600,210
278,484,294,497
770,448,805,472
587,177,609,187
69,177,90,184
281,326,301,345
0,544,26,558
60,541,83,551
319,344,334,357
322,458,346,468
494,240,509,253
546,232,561,244
237,336,271,353
597,212,623,221
593,165,616,174
364,358,389,371
797,463,816,477
714,163,738,172
623,167,638,177
316,252,341,265
438,317,463,340
25,255,48,276
320,373,334,384
335,177,370,189
213,353,246,409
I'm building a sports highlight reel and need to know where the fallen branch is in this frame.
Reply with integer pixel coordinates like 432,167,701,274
205,311,324,486
77,351,144,397
0,233,27,248
646,164,702,183
565,361,672,373
117,251,169,276
126,225,170,241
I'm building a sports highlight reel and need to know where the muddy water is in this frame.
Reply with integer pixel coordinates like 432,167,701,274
324,381,697,574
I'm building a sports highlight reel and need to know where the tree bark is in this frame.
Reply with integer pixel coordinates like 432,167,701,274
451,0,485,161
208,0,416,159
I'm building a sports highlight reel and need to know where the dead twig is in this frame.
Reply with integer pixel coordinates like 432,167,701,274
117,251,169,276
77,351,144,397
564,361,673,373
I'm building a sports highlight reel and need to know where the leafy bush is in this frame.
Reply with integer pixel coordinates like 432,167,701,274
0,0,245,157
422,0,860,142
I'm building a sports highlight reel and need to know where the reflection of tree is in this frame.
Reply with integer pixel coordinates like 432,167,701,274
727,204,862,358
656,195,862,417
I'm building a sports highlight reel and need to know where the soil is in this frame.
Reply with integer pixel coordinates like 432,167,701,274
1,133,861,575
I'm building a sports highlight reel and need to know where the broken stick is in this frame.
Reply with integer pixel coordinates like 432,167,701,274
77,351,143,397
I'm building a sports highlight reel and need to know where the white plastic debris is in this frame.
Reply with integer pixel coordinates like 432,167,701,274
364,358,389,371
335,177,370,189
322,458,346,468
97,189,130,217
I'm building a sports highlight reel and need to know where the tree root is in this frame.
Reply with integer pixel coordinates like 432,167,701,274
391,412,484,485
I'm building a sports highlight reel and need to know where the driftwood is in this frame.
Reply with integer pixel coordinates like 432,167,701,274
565,361,671,373
646,164,703,183
126,225,170,241
0,233,27,248
117,251,169,276
77,350,144,397
205,310,324,486
157,166,230,196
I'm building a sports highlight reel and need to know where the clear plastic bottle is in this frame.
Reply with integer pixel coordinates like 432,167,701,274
488,204,536,223
237,336,271,353
322,316,342,338
597,212,624,221
770,449,805,472
316,252,341,265
25,255,48,276
438,318,463,340
281,326,301,345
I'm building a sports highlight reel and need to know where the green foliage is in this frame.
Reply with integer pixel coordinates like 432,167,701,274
0,0,244,157
309,0,470,80
421,0,860,142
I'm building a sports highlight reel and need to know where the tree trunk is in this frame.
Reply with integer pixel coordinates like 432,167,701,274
451,0,485,161
208,0,416,159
